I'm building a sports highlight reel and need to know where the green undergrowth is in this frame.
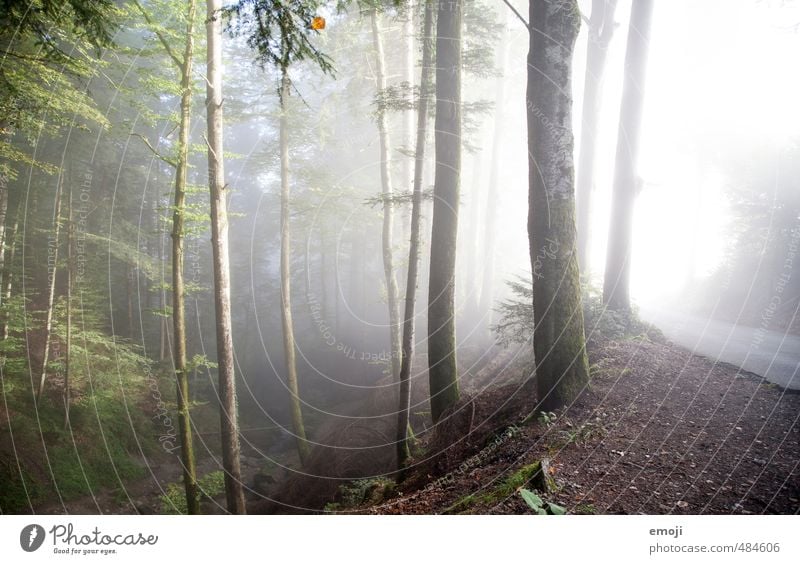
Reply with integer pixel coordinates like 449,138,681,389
324,477,397,512
160,471,226,515
0,326,168,513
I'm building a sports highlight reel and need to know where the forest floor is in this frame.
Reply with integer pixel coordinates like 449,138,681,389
355,334,800,515
26,328,800,515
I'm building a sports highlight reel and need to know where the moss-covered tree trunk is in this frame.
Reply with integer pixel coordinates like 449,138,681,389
575,0,618,273
171,0,200,515
397,0,434,468
206,0,246,513
527,0,589,411
280,69,311,466
428,0,462,423
603,0,654,311
370,9,402,383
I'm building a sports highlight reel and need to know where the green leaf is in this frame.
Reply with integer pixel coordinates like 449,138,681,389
520,488,543,511
547,502,566,515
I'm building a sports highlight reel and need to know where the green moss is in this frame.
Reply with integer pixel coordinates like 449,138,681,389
443,461,556,514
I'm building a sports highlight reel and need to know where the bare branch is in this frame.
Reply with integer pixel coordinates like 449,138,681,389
129,133,177,168
501,0,530,30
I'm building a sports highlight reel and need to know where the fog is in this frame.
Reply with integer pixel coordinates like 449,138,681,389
3,0,799,517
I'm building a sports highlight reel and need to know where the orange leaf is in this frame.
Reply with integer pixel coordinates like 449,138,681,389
310,16,326,30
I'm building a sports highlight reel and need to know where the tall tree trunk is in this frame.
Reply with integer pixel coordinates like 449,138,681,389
36,172,63,400
1,199,20,339
371,10,402,383
171,0,199,515
576,0,619,274
603,0,654,311
527,0,589,411
280,69,310,465
397,0,434,468
479,19,510,326
206,0,246,513
428,0,462,423
64,183,73,428
400,1,415,244
0,169,8,283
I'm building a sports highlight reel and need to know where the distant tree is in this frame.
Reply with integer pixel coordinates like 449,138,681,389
206,0,246,514
478,9,510,329
603,0,654,311
369,4,402,383
225,0,337,465
576,0,619,273
397,0,434,468
428,0,462,423
527,0,589,410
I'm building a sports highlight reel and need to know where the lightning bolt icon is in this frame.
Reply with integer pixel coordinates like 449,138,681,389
28,526,38,548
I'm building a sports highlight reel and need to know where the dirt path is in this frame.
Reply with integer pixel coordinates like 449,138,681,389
360,335,800,515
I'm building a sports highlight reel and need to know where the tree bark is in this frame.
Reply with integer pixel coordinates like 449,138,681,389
280,69,310,466
576,0,619,274
397,0,434,468
370,10,402,383
171,0,199,515
527,0,590,411
428,0,462,424
603,0,654,311
36,171,63,400
206,0,246,514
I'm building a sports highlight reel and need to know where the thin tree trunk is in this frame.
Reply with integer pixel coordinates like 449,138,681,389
603,0,654,311
64,182,73,428
576,0,619,274
527,0,589,411
400,1,415,244
1,199,20,339
465,152,482,314
206,0,246,514
0,170,8,283
171,0,199,515
36,172,63,400
479,17,510,328
280,69,310,465
320,226,328,322
127,265,135,338
371,10,402,382
397,0,434,469
428,0,462,423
